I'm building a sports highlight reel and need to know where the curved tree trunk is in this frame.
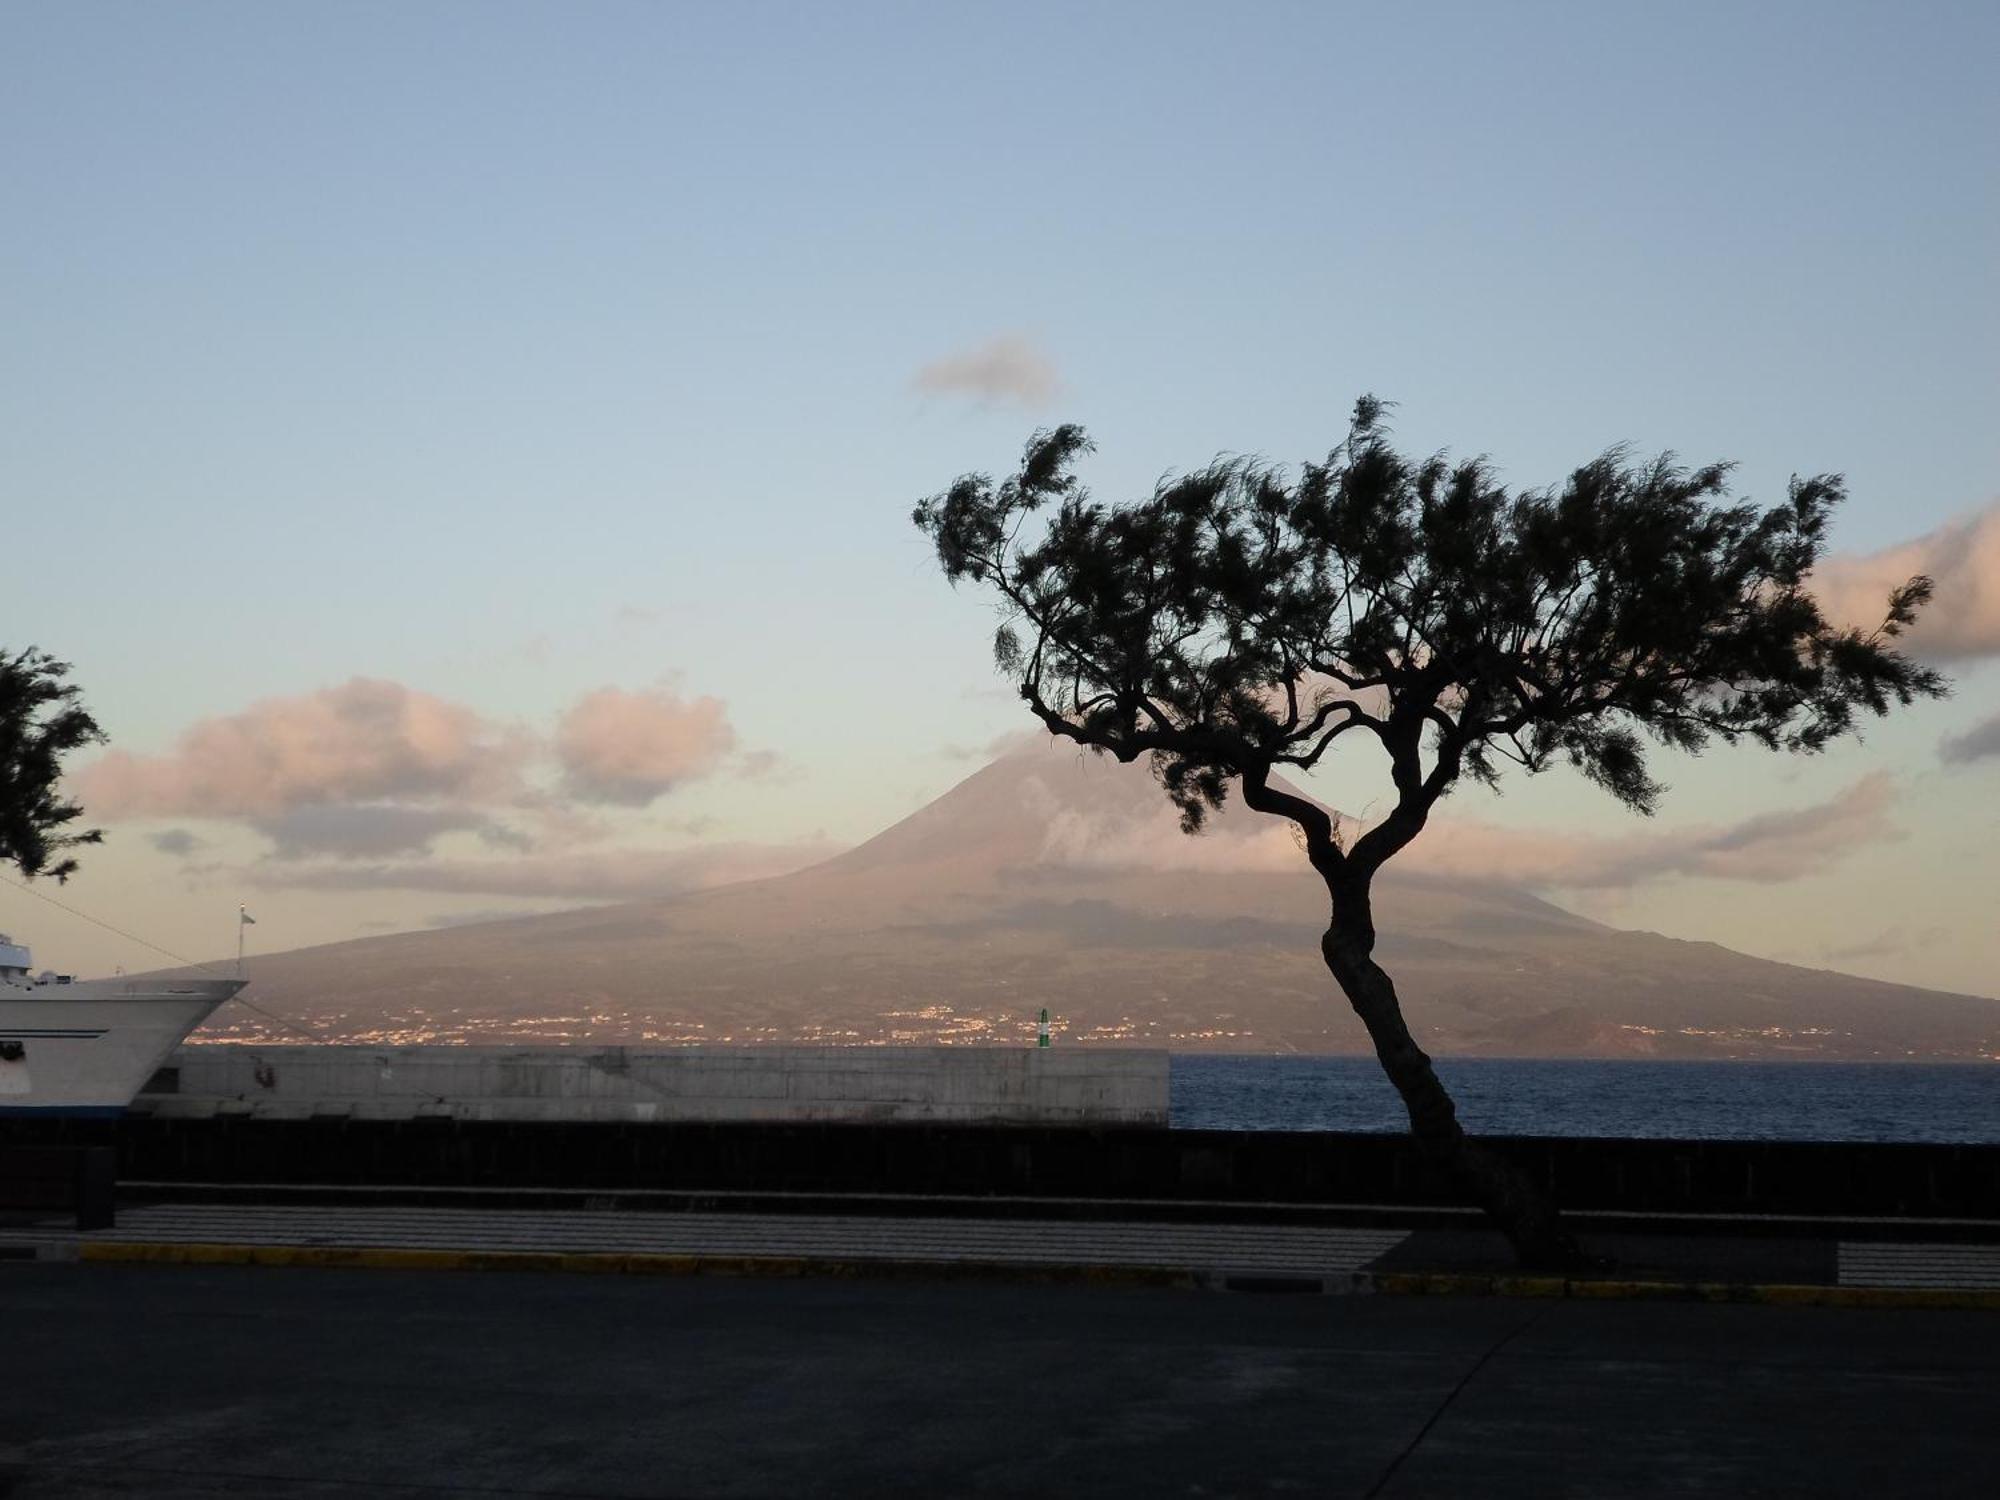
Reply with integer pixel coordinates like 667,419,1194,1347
1323,876,1589,1269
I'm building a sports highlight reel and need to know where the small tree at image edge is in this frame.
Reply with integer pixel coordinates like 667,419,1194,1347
0,648,105,882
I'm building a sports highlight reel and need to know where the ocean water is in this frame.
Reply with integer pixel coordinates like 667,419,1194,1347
1169,1055,2000,1143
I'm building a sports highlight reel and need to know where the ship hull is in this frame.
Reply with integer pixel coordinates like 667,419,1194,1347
0,980,243,1114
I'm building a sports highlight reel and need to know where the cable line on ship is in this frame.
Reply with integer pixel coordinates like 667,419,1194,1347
0,873,328,1044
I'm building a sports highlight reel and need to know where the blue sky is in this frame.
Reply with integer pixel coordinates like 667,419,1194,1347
4,1,1996,995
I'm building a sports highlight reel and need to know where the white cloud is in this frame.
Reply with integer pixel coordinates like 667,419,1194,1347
246,840,841,902
1024,760,1902,892
1036,790,1307,875
248,804,502,861
1818,924,1950,963
1395,774,1902,890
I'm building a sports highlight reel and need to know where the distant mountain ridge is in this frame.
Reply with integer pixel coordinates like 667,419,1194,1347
199,742,2000,1061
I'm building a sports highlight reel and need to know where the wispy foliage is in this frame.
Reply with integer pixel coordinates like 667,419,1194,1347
0,648,105,881
916,398,1947,881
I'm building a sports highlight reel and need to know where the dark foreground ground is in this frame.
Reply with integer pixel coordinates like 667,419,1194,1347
4,1265,1998,1498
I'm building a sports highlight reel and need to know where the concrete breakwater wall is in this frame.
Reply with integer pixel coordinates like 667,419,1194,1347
136,1046,1170,1127
7,1116,1996,1220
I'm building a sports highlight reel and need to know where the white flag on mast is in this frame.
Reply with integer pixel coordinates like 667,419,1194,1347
239,907,256,926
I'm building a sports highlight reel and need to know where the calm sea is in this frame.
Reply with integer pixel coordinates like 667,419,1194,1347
1168,1056,2000,1143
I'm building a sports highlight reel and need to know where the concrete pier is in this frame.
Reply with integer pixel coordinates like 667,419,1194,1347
135,1045,1170,1126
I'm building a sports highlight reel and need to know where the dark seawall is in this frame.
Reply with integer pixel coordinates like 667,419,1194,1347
5,1115,1997,1221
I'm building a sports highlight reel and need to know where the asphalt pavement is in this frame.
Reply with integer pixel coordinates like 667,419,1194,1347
3,1261,1997,1498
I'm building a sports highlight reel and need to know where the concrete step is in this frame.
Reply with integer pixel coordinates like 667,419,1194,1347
10,1203,1999,1294
2,1203,1407,1276
119,1179,2000,1240
1838,1242,2000,1288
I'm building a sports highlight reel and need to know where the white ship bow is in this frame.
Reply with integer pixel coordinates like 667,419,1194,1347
1,935,244,1114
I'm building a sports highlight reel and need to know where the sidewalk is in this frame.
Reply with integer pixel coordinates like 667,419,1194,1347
7,1199,1999,1305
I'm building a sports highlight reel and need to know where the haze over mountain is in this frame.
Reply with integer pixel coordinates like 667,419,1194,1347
190,741,2000,1062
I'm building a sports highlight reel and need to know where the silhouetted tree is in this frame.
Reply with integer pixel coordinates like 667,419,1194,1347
0,648,104,881
915,398,1947,1266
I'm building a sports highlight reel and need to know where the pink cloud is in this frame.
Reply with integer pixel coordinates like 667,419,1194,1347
555,687,736,805
1810,499,2000,660
76,678,528,820
912,333,1060,409
72,674,776,883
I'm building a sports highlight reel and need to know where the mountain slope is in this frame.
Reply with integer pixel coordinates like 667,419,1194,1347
202,743,2000,1060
